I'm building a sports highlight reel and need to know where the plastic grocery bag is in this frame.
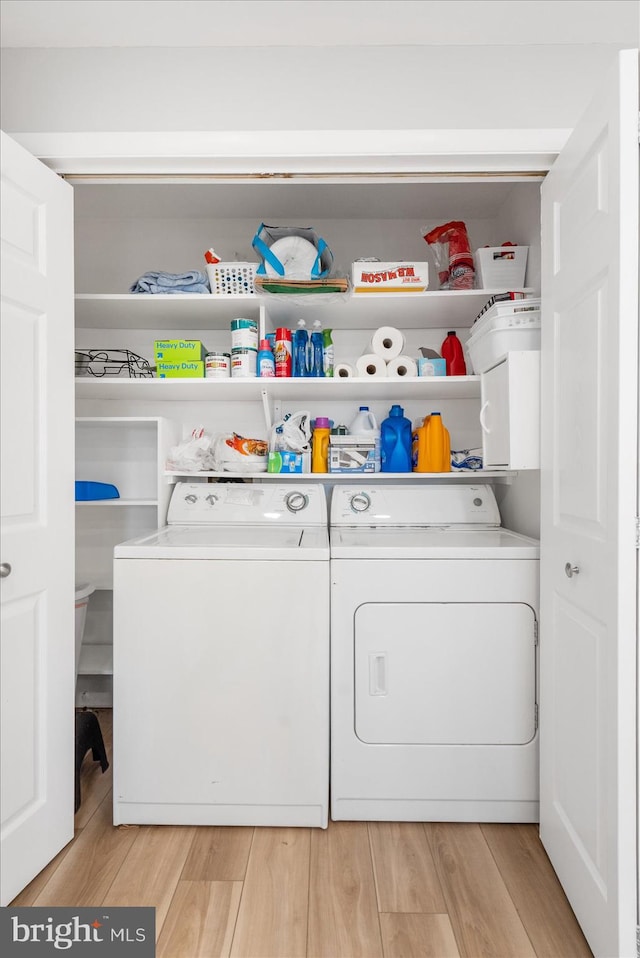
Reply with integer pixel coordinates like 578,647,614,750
165,427,217,472
212,434,268,473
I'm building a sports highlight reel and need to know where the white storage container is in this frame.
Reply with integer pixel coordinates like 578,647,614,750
75,583,95,676
467,301,540,373
475,246,529,289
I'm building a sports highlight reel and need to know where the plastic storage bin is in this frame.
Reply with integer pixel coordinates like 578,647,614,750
206,262,258,295
467,300,541,374
475,246,529,289
75,583,95,676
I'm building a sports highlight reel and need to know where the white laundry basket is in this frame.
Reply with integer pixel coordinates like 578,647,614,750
75,583,95,677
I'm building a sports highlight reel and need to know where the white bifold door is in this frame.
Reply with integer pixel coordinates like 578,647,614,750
539,50,639,958
0,131,75,905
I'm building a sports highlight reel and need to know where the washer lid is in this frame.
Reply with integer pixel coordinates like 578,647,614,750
114,524,329,560
330,526,539,559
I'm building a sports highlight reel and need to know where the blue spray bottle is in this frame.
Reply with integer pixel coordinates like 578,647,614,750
310,320,325,378
292,319,309,377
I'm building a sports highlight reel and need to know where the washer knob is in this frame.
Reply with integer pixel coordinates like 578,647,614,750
185,494,198,504
350,492,371,513
285,491,308,513
205,494,218,506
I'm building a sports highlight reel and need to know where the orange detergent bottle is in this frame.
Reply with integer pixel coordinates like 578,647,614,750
412,412,451,472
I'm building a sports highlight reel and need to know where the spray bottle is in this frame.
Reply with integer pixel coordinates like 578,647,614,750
323,327,334,377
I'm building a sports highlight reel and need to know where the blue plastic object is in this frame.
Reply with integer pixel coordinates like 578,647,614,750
380,404,412,473
292,320,309,377
75,481,120,501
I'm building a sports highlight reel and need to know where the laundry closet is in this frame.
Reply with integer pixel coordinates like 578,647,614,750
1,46,637,958
72,173,543,706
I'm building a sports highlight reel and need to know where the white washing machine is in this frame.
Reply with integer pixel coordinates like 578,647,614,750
113,482,329,828
330,484,540,823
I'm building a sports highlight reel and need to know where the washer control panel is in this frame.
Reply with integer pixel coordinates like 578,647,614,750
167,482,327,525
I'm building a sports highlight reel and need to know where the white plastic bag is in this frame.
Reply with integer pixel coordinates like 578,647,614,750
165,426,217,472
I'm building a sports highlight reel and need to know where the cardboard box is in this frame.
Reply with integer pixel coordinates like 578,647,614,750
154,340,208,361
418,357,447,377
156,361,205,378
352,262,429,293
329,436,381,473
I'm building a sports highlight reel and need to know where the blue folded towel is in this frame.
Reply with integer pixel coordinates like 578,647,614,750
130,270,210,294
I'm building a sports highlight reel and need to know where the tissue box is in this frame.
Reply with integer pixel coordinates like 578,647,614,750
156,361,205,378
418,358,447,377
329,436,381,473
352,262,429,293
154,340,208,361
267,451,310,474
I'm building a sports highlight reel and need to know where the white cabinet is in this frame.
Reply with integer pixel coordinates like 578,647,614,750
480,351,540,470
74,416,178,705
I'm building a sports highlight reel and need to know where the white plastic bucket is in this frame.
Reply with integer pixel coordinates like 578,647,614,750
75,583,95,677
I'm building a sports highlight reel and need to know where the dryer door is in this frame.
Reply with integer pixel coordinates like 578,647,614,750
354,602,536,745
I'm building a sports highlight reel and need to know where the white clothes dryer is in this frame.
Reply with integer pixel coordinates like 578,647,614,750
330,484,539,823
113,482,329,828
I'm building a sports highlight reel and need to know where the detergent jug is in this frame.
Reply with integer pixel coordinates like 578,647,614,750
311,417,331,473
348,406,379,435
412,412,451,472
380,404,412,473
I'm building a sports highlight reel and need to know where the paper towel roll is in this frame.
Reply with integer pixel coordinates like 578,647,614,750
387,355,418,378
264,236,318,279
334,362,356,378
368,326,405,361
356,354,388,378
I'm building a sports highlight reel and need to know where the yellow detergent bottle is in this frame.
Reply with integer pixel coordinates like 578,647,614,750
412,412,451,472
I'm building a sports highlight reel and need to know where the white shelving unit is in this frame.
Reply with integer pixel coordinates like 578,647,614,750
75,416,179,705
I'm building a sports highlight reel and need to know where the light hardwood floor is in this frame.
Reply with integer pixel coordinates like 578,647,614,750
11,710,593,958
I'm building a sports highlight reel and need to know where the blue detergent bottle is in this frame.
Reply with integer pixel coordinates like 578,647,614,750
380,404,413,473
310,320,325,378
292,319,309,377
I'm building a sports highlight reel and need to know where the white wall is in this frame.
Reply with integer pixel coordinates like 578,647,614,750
0,43,632,134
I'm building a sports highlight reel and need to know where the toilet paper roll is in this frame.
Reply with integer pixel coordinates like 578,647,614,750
387,355,418,378
368,326,405,361
334,362,356,378
356,354,388,378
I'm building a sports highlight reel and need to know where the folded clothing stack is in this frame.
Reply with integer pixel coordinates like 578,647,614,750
129,270,210,294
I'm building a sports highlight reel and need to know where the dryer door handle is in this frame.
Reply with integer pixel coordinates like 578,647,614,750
369,653,388,696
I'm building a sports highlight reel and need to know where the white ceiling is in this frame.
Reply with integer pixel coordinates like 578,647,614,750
1,0,638,48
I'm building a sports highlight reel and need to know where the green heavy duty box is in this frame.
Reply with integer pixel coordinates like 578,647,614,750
154,339,208,362
156,361,205,378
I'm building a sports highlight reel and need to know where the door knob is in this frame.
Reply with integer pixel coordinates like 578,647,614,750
0,562,12,578
565,562,580,578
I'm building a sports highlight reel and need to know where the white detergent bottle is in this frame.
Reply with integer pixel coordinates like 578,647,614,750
348,406,379,436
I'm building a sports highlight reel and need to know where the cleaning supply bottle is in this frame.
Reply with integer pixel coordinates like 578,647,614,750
412,412,451,472
274,327,292,377
292,319,309,377
257,339,275,377
440,331,467,376
323,327,334,377
380,404,412,473
348,406,378,435
311,417,331,473
309,320,325,378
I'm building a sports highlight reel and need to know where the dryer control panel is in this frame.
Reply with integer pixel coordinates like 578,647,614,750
331,484,501,527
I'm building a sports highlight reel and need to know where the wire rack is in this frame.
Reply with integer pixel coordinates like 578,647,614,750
75,349,155,379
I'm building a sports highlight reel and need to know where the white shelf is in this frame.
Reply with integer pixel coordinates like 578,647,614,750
78,644,113,676
75,375,481,401
75,498,158,506
74,289,536,332
75,293,261,329
164,470,515,481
